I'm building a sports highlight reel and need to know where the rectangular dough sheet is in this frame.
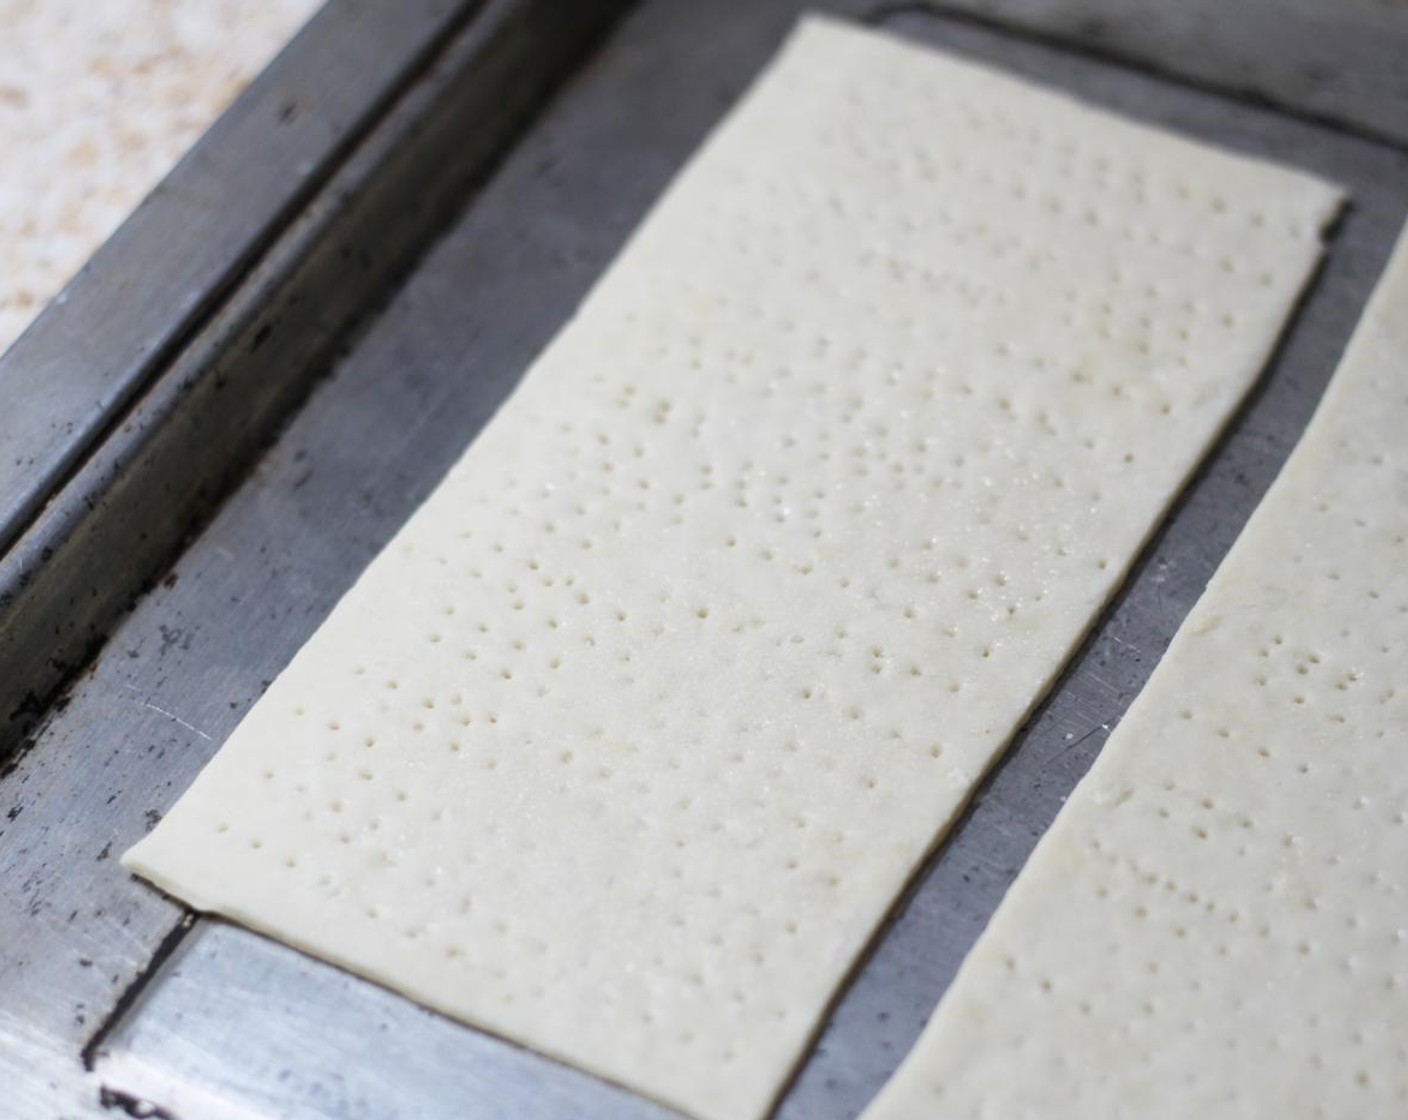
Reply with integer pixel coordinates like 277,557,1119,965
860,228,1408,1119
124,17,1340,1120
0,0,319,356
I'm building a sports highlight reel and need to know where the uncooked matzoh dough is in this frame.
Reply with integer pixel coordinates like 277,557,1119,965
860,230,1408,1119
124,17,1339,1120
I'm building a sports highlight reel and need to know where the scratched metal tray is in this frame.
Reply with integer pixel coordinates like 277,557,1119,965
2,1,1407,1117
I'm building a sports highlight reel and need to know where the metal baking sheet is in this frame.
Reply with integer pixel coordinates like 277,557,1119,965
0,0,479,555
2,0,1406,1116
903,0,1408,148
0,0,626,763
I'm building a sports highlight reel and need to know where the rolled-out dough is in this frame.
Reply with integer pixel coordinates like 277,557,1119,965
125,16,1339,1120
860,229,1408,1119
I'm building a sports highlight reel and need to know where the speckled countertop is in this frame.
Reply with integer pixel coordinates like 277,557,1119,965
0,0,321,358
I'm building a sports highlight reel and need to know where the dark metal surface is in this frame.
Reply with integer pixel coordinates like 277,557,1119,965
914,0,1408,149
0,0,1405,1117
0,0,478,557
0,1,631,1115
99,924,679,1120
0,0,628,761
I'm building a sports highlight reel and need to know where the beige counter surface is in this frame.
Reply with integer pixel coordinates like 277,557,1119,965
0,0,321,358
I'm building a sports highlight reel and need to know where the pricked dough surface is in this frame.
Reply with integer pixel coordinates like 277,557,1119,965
861,231,1408,1120
0,0,318,356
124,18,1338,1120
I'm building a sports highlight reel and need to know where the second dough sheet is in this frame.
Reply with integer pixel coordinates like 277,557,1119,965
125,16,1340,1120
